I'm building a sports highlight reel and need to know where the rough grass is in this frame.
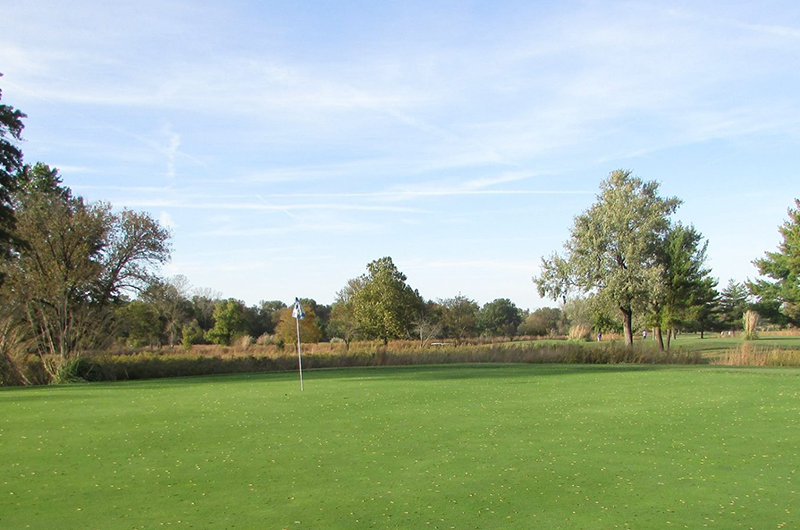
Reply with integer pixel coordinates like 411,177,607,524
713,342,800,366
2,364,800,529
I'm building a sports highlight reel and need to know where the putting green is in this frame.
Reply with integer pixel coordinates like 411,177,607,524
2,364,799,529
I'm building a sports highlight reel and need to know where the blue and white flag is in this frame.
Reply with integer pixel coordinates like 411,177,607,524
291,298,305,320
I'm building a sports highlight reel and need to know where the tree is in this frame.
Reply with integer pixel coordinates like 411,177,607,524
652,224,717,349
1,164,170,377
0,76,26,281
749,199,800,326
206,299,248,346
438,295,480,340
191,288,222,331
719,280,749,331
117,300,162,348
328,277,366,350
257,300,286,336
534,170,680,346
350,257,424,344
518,307,563,337
274,306,322,346
478,298,522,338
140,275,193,347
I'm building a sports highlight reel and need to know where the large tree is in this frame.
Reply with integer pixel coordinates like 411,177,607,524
0,76,26,280
652,223,717,349
749,199,800,326
719,280,749,331
206,299,248,346
349,257,424,344
534,169,681,346
1,164,170,377
478,298,522,338
438,295,480,340
328,277,366,350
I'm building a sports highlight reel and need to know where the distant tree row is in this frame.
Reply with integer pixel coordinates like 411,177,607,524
3,82,799,386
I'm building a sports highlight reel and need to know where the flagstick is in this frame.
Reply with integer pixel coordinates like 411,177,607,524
295,315,304,391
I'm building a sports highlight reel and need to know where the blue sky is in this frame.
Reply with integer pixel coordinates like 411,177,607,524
1,0,799,309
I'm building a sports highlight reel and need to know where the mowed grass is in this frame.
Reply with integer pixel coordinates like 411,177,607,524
2,365,800,530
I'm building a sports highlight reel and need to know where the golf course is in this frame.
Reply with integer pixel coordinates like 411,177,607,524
3,364,799,529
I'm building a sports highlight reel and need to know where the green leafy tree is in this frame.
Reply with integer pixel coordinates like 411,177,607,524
438,295,480,340
652,224,717,349
478,298,522,338
719,280,749,331
191,288,222,331
517,307,563,337
118,300,162,348
274,306,322,346
1,164,170,377
257,300,286,336
0,76,26,280
140,275,193,347
749,199,800,326
206,299,248,346
350,257,424,344
328,278,365,350
534,169,680,346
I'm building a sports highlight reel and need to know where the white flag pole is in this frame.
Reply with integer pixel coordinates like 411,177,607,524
293,298,304,391
296,315,304,391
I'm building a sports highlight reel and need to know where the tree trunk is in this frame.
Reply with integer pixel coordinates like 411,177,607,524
666,329,672,350
621,307,633,346
654,326,665,351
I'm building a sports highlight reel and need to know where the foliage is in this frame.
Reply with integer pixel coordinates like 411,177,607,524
349,257,424,344
274,305,322,346
140,275,193,346
652,223,718,348
438,295,480,339
749,199,800,326
0,164,170,378
181,320,204,351
534,169,680,345
328,277,366,348
719,280,749,330
206,299,248,346
191,288,222,331
0,76,26,282
478,298,522,337
517,307,563,337
117,300,162,348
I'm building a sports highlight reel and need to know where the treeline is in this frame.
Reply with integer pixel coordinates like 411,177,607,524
2,80,799,385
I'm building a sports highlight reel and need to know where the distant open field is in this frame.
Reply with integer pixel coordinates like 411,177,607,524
3,364,800,529
512,332,800,359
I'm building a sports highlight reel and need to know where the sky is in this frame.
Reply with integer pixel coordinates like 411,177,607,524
1,0,799,309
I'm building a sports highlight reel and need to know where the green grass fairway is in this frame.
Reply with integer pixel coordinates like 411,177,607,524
3,365,800,529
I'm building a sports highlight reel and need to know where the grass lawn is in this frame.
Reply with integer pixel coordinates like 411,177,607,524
2,364,800,529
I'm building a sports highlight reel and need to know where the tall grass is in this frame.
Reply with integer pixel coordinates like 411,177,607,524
4,342,701,384
712,342,800,367
743,310,760,340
